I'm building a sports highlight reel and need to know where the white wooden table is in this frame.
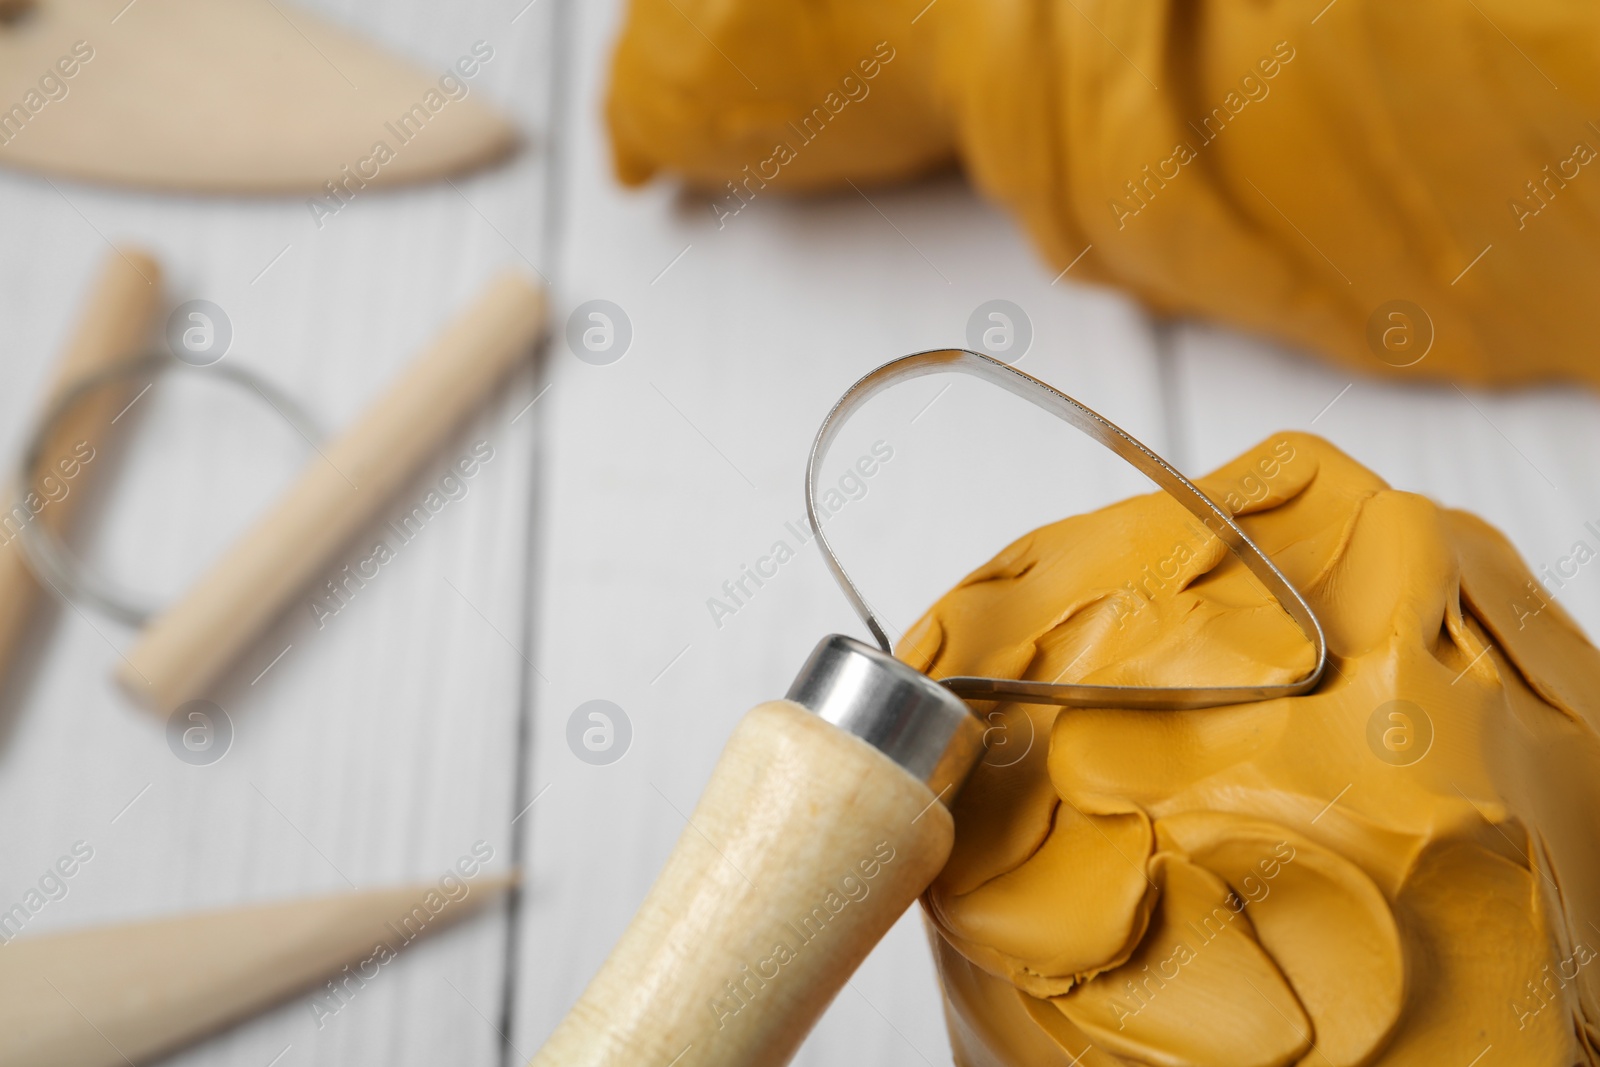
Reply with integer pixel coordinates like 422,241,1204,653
1,1,1595,1065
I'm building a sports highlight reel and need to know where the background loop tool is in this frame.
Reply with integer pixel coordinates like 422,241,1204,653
12,350,323,628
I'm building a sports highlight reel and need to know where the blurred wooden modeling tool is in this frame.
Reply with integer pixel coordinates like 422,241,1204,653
0,874,515,1067
0,249,160,687
0,0,516,193
116,272,547,713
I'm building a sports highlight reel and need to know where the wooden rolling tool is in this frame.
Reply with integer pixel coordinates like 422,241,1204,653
0,248,159,687
0,873,514,1067
529,635,985,1067
116,272,546,713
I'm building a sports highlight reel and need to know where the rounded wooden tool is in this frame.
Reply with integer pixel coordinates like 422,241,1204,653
116,272,546,713
529,635,984,1067
0,249,160,687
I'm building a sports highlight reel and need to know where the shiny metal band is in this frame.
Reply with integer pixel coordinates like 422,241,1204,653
786,634,984,802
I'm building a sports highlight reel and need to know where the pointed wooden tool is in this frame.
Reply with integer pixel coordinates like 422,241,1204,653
0,248,159,689
0,0,516,193
0,873,515,1067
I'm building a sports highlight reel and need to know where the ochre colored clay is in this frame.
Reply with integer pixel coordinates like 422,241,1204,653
607,0,1600,387
896,433,1600,1066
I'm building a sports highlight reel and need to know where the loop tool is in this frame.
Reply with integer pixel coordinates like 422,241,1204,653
13,351,322,628
806,347,1328,709
4,252,547,713
530,350,1329,1067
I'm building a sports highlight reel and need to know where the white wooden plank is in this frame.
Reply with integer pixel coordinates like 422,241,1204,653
1169,322,1600,640
0,1,556,1064
511,1,1172,1062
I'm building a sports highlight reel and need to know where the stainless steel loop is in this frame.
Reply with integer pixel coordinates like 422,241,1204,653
804,348,1328,710
11,352,323,627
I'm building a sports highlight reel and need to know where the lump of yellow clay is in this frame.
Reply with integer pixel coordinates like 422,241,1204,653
1153,814,1403,1066
897,432,1600,1066
1052,853,1312,1067
608,0,1600,387
925,799,1157,998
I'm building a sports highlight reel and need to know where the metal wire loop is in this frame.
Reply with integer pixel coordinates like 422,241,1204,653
10,352,322,626
804,348,1327,709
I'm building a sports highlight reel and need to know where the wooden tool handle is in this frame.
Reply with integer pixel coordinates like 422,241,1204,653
116,272,545,713
0,249,161,686
530,699,955,1067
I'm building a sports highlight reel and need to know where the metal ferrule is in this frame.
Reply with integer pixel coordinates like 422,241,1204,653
785,634,985,804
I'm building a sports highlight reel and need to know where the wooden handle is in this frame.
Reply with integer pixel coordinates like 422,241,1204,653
0,249,161,686
529,699,955,1067
116,272,545,713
